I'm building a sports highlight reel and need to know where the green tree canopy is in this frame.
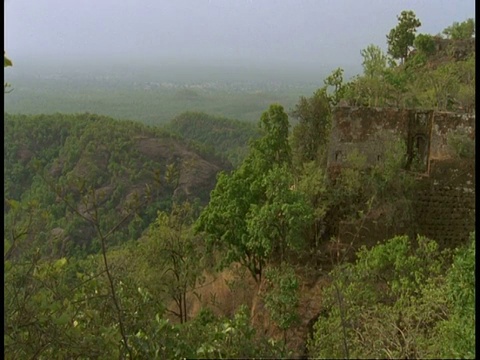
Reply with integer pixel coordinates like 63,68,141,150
413,33,436,55
322,67,346,106
387,10,422,63
290,89,331,165
195,104,313,282
443,18,475,39
361,44,388,78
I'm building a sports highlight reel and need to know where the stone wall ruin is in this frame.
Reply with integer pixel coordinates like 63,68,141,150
328,105,475,249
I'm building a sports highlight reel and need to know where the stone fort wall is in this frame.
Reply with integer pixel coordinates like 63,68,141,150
328,106,475,249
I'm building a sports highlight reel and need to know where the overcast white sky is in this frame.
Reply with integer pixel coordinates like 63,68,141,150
4,0,476,70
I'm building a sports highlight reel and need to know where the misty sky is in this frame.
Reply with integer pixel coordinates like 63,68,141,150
4,0,475,71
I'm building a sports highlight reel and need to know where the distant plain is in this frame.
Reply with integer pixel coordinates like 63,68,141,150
4,60,347,125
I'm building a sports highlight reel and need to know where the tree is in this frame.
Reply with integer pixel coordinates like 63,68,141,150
245,165,313,264
414,33,436,55
361,44,388,79
290,89,331,164
358,44,389,106
323,67,346,106
383,65,412,107
263,264,300,354
443,18,475,39
141,201,204,324
255,103,291,166
295,161,329,249
422,62,461,110
387,10,422,64
196,104,312,283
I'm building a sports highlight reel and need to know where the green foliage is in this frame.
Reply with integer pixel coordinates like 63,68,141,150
140,201,205,323
290,89,331,165
383,66,412,107
308,235,462,359
128,304,283,359
295,161,329,248
443,18,475,39
402,48,475,111
264,264,300,353
433,233,475,358
447,128,475,159
190,305,283,359
358,44,389,107
196,104,313,281
322,68,346,106
5,240,281,358
416,62,460,110
387,10,422,63
347,15,475,111
4,254,126,359
344,44,396,107
371,138,414,198
361,44,388,79
343,33,474,112
308,234,475,359
319,139,416,255
327,149,369,220
256,104,291,165
453,54,476,111
414,33,436,55
4,112,227,258
246,165,313,263
166,111,260,167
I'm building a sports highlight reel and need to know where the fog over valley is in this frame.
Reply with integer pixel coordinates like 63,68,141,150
5,0,475,80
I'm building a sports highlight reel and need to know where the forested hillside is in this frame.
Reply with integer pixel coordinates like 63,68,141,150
4,12,475,359
166,111,260,166
4,112,230,258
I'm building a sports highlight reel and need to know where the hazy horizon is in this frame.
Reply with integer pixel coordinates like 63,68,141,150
4,0,475,78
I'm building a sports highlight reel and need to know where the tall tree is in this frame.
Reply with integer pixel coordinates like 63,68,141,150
263,264,300,353
142,201,204,324
246,165,313,264
196,104,312,282
359,44,389,106
255,104,291,166
291,89,331,164
387,10,422,64
361,44,388,79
